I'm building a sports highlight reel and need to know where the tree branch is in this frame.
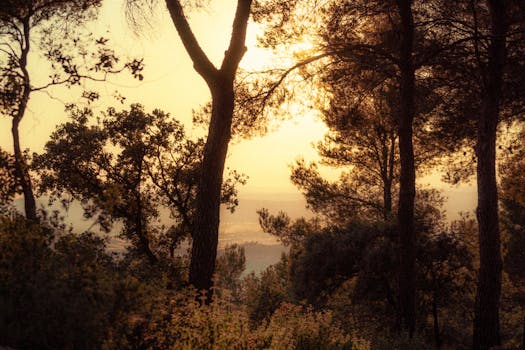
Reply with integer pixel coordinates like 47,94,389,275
220,0,252,77
165,0,218,83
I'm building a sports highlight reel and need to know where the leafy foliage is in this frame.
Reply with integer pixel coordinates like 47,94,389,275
0,214,153,349
0,148,19,208
215,244,246,303
35,104,245,266
243,255,291,325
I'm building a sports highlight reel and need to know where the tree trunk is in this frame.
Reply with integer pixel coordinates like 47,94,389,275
473,1,507,349
395,0,417,337
189,80,234,297
12,117,37,222
165,0,251,301
12,16,37,223
134,165,158,265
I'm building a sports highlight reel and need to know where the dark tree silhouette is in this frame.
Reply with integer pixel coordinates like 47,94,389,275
246,0,456,335
472,1,508,349
0,0,143,222
160,0,252,299
395,0,417,336
35,104,246,268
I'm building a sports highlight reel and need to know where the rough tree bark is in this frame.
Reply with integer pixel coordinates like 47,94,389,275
473,1,507,349
165,0,252,300
395,0,417,337
12,16,38,223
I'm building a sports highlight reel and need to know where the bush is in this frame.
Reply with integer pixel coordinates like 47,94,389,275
0,215,148,349
370,332,429,350
140,290,362,350
243,256,291,326
252,303,357,350
141,291,252,349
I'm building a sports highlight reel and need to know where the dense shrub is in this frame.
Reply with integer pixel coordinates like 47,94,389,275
0,215,150,349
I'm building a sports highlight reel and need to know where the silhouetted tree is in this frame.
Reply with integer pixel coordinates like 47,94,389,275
394,0,418,336
0,215,133,349
415,1,524,347
35,104,245,269
290,83,399,224
472,1,507,347
0,0,143,222
128,0,253,299
247,0,463,334
259,188,475,346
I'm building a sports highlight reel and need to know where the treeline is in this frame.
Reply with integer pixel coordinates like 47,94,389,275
1,0,525,349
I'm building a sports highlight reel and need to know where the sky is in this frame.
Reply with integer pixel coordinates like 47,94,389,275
0,0,476,245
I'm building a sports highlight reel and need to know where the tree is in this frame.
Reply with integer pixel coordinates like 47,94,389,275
0,215,120,349
36,104,192,265
35,104,245,271
416,194,475,348
382,0,419,336
159,0,253,299
0,0,143,222
259,188,475,346
472,2,508,348
416,1,524,347
247,0,462,334
290,87,399,225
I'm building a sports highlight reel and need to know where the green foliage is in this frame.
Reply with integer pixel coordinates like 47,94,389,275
0,216,109,348
500,148,525,281
288,223,378,306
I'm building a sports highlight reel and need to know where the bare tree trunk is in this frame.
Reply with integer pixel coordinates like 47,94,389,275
165,0,252,300
12,16,38,223
12,118,37,222
134,163,158,265
473,1,507,349
395,0,417,337
189,81,234,296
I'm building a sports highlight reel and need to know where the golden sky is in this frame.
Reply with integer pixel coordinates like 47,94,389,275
0,0,476,243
